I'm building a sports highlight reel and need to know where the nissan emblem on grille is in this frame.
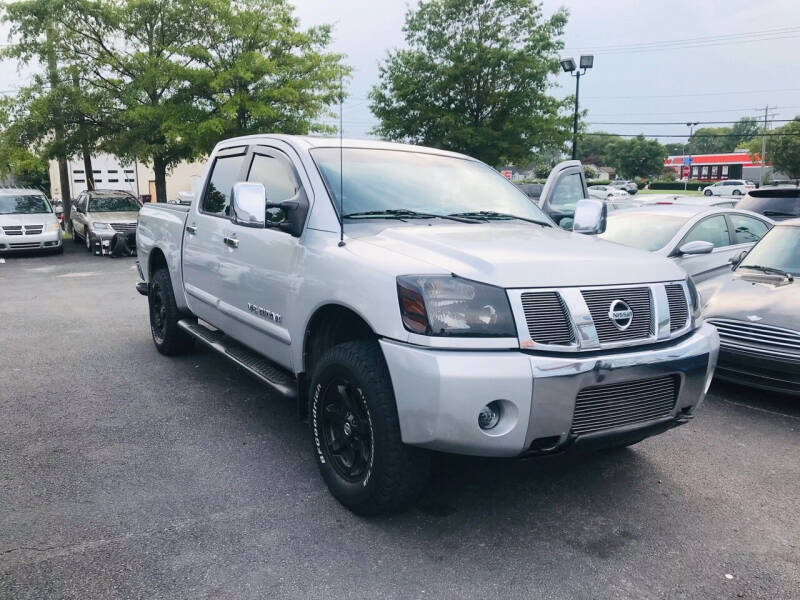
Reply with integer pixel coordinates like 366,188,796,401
608,299,634,331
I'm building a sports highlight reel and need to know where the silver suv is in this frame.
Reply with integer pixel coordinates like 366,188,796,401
70,190,140,255
0,188,63,254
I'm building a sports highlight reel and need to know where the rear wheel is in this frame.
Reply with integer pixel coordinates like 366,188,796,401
732,189,742,196
704,189,713,196
310,340,430,515
148,268,194,355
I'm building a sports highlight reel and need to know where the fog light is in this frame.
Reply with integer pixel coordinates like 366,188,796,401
478,402,501,430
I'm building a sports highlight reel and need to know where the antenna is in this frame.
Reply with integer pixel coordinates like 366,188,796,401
338,67,345,247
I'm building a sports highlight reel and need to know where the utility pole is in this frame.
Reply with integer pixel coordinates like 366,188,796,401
571,72,580,160
759,105,769,187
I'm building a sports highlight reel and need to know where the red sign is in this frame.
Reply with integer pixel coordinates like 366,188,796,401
501,170,512,180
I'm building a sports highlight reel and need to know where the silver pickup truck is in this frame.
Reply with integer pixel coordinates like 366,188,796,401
136,135,719,515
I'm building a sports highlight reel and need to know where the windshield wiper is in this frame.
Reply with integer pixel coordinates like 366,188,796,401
448,211,551,227
342,209,480,224
761,210,797,218
739,264,795,281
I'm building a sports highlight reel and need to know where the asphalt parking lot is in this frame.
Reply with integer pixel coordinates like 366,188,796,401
1,242,798,600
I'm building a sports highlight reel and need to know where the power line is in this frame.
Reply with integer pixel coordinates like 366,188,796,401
584,132,798,138
589,105,800,117
588,119,795,126
582,87,800,100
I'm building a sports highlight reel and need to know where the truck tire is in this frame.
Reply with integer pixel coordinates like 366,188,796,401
310,340,430,515
148,268,194,356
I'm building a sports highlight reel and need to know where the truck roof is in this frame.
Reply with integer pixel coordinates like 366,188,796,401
215,134,473,161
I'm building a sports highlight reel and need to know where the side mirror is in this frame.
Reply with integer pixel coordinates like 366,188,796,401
678,240,714,255
572,198,607,235
231,182,267,228
729,249,748,269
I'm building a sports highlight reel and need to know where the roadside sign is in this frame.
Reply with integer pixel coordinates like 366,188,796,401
500,170,512,180
682,157,693,165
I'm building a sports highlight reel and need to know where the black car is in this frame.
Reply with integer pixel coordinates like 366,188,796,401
737,187,800,221
704,218,800,395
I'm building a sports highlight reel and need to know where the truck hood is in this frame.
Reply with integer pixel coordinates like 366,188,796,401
87,211,139,224
354,222,687,288
704,273,799,329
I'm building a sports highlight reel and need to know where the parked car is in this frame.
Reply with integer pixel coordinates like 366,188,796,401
639,194,737,209
70,189,140,255
0,188,63,254
136,134,719,515
736,186,800,221
598,205,773,295
703,180,755,197
588,185,631,199
705,219,800,395
610,180,638,195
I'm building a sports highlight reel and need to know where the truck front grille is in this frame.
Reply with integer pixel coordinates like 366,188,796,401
520,291,574,345
2,226,23,236
24,225,43,235
581,287,653,343
571,375,679,435
665,284,689,331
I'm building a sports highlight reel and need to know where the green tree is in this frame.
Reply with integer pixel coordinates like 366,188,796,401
664,142,686,156
748,117,800,180
369,0,572,167
0,99,50,189
605,135,666,179
686,117,761,155
577,132,622,165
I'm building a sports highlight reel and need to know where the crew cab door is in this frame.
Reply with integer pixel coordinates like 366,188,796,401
537,160,589,229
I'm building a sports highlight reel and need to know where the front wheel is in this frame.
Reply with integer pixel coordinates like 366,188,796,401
704,189,713,196
148,268,194,355
310,341,430,515
732,189,742,196
71,223,81,244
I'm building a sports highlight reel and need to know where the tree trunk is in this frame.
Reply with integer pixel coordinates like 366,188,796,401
83,150,95,191
46,25,72,221
153,155,168,203
58,159,71,221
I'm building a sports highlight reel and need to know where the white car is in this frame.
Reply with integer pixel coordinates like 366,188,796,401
0,188,63,254
703,180,756,197
639,194,737,208
588,185,631,199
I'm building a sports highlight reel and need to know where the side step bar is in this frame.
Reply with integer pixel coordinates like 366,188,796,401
178,319,297,399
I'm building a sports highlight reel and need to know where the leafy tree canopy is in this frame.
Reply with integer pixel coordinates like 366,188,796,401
748,117,800,180
605,135,666,179
687,117,760,155
576,132,622,165
369,0,572,167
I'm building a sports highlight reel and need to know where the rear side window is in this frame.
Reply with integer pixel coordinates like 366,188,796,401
202,150,247,216
730,214,769,244
683,215,730,248
549,172,585,210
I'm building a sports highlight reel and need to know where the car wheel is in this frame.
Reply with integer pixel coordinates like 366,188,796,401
704,189,713,196
732,189,742,196
310,340,431,515
148,268,195,356
85,230,93,252
71,222,81,243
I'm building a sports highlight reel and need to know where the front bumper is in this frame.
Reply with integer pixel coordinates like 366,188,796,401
381,322,719,457
715,347,800,396
0,231,62,252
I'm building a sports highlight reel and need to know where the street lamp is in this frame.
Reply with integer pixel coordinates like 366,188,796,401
561,54,593,160
684,121,699,190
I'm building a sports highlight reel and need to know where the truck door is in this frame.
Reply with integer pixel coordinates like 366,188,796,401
182,145,249,330
212,146,305,370
537,160,588,229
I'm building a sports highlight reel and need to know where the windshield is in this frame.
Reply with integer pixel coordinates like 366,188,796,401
310,148,550,223
88,195,140,212
738,225,800,276
599,213,688,251
0,193,51,215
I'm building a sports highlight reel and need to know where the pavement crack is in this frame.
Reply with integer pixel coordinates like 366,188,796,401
717,398,800,421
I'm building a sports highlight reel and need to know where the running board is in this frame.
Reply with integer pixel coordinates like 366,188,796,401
178,319,297,399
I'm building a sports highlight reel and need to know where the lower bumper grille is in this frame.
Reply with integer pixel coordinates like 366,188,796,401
571,375,679,436
9,242,42,249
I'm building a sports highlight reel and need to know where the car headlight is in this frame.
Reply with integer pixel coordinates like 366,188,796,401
397,275,517,337
91,222,111,231
45,222,61,232
686,276,703,326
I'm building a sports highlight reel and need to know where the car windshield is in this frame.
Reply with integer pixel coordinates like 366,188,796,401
0,193,51,215
599,213,688,251
738,225,800,276
88,194,140,212
310,148,551,224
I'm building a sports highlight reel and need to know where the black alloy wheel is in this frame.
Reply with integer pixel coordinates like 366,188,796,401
147,268,194,355
150,279,168,345
319,378,373,483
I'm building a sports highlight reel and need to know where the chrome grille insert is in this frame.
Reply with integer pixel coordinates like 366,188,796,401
581,287,653,343
520,291,574,345
2,226,23,236
571,375,679,435
665,284,688,332
111,223,136,232
708,318,800,358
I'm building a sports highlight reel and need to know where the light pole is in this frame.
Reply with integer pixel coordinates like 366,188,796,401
684,121,698,191
561,55,593,160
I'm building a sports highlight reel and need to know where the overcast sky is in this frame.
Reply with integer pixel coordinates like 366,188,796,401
3,0,799,145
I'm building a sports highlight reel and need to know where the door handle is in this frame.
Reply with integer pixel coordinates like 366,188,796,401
223,235,239,248
185,224,197,235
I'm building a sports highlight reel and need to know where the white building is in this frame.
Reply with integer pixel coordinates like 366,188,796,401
48,153,205,202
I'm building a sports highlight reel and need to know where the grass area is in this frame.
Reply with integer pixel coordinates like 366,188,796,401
637,188,703,196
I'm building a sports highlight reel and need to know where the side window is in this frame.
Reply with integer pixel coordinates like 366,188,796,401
247,153,300,205
730,215,769,244
79,195,88,212
683,215,731,248
548,172,584,210
202,152,247,216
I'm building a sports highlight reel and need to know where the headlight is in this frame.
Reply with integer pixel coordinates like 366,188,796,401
396,275,517,337
686,276,703,326
91,222,111,231
45,222,60,232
